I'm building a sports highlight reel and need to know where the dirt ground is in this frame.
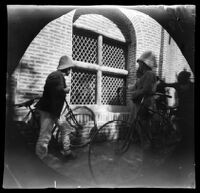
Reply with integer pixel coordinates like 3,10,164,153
42,143,195,188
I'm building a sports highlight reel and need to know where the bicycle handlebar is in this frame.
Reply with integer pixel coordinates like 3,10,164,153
117,86,172,98
13,96,41,108
153,92,172,98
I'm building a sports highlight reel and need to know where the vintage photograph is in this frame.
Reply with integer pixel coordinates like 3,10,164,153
4,5,195,188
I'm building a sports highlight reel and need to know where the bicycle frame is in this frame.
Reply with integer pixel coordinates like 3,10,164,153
63,99,83,129
51,98,98,150
120,92,174,150
14,98,39,123
13,97,41,150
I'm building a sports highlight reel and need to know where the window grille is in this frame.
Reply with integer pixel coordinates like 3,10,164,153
102,38,126,69
71,27,127,106
70,69,96,105
72,29,98,64
101,74,126,105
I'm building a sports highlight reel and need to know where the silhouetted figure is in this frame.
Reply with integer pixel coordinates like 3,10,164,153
160,70,194,184
161,70,194,152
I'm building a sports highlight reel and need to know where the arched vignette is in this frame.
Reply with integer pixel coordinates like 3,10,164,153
5,5,195,188
7,5,195,75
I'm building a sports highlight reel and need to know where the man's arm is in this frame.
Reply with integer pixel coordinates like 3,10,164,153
132,71,156,99
162,82,178,89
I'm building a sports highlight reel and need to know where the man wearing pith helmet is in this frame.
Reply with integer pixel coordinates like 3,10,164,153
35,55,76,160
129,51,157,149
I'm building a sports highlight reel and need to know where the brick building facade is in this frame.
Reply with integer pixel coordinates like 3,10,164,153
11,7,194,122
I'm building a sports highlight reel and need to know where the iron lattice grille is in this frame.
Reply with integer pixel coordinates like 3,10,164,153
72,30,98,64
70,69,96,105
102,74,126,105
102,39,126,69
72,28,127,106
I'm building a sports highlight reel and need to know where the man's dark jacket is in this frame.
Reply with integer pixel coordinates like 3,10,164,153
163,82,194,117
35,70,67,118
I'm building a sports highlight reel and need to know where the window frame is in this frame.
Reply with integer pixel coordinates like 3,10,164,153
71,26,129,107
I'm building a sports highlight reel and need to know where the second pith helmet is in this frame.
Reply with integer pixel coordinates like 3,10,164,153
137,51,157,69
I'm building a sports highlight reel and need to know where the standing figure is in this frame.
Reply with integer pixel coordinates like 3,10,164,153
128,51,158,148
160,70,194,153
35,55,76,160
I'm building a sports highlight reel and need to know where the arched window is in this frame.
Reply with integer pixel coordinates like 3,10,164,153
71,26,128,106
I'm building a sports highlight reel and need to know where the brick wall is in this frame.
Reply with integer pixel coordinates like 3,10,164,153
73,14,126,42
120,8,194,106
12,9,76,119
120,8,161,65
162,31,194,106
120,8,162,105
13,9,76,104
12,7,194,122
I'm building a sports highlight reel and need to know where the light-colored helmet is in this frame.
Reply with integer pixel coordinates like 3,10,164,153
57,55,75,70
137,51,157,69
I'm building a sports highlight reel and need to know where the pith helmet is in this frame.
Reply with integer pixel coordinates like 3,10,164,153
137,51,157,69
57,55,75,70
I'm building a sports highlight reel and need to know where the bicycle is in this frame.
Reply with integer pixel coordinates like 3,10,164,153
13,97,98,156
50,99,98,152
88,92,181,185
13,97,41,152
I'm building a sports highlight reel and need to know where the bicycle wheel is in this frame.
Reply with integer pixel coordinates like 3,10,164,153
88,120,143,186
161,116,181,150
56,106,97,149
149,112,180,159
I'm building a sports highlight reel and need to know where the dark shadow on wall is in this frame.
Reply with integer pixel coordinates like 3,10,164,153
16,60,43,101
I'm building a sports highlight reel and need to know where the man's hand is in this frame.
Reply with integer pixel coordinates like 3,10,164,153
64,87,70,93
157,81,166,89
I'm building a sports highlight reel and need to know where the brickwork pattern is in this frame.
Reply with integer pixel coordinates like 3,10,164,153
13,10,76,119
162,32,194,106
120,8,161,102
120,8,193,106
73,14,126,42
14,10,75,104
12,7,194,124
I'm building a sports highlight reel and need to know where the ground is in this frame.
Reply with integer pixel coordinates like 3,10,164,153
42,142,195,188
4,120,195,188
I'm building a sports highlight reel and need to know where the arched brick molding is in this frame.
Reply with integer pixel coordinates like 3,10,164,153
73,8,137,107
120,8,162,70
12,7,194,119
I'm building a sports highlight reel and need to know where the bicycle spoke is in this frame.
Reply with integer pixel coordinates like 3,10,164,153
143,110,181,164
62,106,97,148
88,120,143,185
